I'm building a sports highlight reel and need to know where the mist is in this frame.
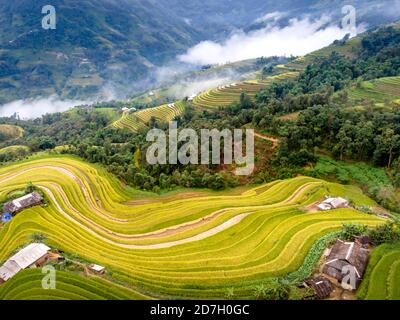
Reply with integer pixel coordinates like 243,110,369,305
0,96,88,119
179,15,362,65
170,77,235,99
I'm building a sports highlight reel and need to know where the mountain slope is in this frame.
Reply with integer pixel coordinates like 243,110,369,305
0,0,399,105
0,0,200,103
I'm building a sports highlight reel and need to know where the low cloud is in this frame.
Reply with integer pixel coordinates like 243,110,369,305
254,11,285,24
0,95,88,119
170,77,234,98
179,15,361,65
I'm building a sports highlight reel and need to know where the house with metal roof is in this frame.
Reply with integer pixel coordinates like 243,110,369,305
2,192,43,215
0,243,51,283
317,197,349,211
322,240,369,289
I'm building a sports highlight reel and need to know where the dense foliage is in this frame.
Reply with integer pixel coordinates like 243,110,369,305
1,26,399,200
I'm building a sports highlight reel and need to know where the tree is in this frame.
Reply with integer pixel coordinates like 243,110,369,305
240,93,253,109
335,121,353,161
392,157,400,187
374,128,400,168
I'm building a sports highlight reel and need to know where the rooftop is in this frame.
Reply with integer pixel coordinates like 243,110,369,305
0,243,51,282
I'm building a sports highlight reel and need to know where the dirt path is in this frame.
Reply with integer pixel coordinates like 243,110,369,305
47,181,243,240
254,132,279,148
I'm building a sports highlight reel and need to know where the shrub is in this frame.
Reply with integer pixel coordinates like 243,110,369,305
369,221,400,245
340,223,368,241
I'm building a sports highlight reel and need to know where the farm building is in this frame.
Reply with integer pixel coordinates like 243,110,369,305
322,240,369,289
304,276,334,299
2,192,43,215
188,94,197,101
317,197,349,211
0,243,51,283
88,264,106,274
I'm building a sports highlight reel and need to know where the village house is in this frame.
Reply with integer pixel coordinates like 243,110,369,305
322,240,369,289
317,197,349,211
0,243,51,284
2,192,43,216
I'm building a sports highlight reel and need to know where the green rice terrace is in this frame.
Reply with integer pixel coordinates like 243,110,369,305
347,76,400,105
112,102,185,132
358,243,400,300
192,72,299,110
0,155,388,299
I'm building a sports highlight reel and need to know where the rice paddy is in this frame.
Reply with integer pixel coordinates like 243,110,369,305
112,102,185,132
347,76,400,104
192,72,299,110
0,155,385,299
357,243,400,300
0,269,149,300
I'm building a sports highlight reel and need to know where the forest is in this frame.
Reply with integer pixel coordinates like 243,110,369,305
0,26,399,210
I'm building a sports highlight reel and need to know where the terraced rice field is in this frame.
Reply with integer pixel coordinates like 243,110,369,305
357,243,400,300
0,124,24,141
192,72,299,110
0,155,385,299
348,76,400,104
286,37,362,71
112,102,185,132
0,269,149,300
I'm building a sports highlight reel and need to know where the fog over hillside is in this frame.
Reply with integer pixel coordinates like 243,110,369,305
0,0,399,116
178,15,362,65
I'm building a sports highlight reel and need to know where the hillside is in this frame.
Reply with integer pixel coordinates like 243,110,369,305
0,124,24,142
0,156,385,299
112,102,185,132
1,0,400,105
0,16,399,303
0,0,200,103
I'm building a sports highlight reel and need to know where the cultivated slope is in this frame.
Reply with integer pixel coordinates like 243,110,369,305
0,156,384,299
192,72,298,110
112,102,185,132
357,243,400,300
